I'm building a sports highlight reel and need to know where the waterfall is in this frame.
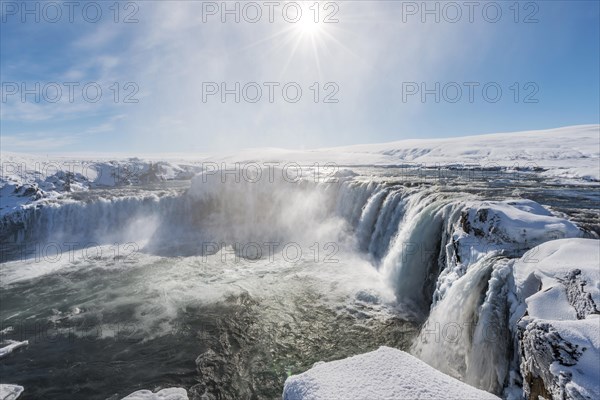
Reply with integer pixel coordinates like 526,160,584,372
2,172,356,260
411,256,512,394
1,193,189,260
0,177,477,311
378,189,457,312
2,172,585,398
356,187,389,251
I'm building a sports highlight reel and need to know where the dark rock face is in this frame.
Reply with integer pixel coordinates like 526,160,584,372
519,320,588,400
559,269,599,320
460,207,503,241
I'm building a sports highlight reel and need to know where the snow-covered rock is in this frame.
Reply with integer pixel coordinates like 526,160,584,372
435,199,582,307
283,346,500,400
512,239,600,400
0,153,202,217
120,387,189,400
0,384,24,400
0,340,28,359
413,202,592,398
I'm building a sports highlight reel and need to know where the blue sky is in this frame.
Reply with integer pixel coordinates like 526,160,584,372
1,0,599,153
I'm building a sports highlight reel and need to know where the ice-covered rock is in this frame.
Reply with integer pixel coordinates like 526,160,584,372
120,387,189,400
413,201,591,398
283,346,500,400
0,340,28,359
1,153,202,218
434,199,582,305
454,199,580,265
0,384,24,400
512,239,600,400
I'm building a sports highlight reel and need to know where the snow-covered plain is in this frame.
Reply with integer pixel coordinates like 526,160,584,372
1,125,598,216
217,124,600,182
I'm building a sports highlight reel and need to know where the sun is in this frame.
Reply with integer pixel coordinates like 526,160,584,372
295,11,323,36
242,1,352,75
296,17,322,36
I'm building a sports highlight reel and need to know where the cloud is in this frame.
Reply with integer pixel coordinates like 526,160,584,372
1,133,79,151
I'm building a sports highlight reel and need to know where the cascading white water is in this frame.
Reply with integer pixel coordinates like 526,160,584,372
187,171,345,244
5,175,465,308
367,188,406,259
349,184,517,395
465,259,512,393
355,186,389,251
1,192,188,259
4,171,364,260
334,180,380,226
411,255,511,394
378,189,458,312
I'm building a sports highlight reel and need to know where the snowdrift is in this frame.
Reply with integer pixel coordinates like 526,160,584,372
283,346,500,400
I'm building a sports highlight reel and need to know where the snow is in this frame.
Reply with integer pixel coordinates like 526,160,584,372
120,387,189,400
283,346,500,400
511,239,600,399
550,317,600,398
468,199,581,246
2,125,598,218
513,238,600,308
0,385,23,400
222,125,600,182
524,285,579,320
434,199,582,306
0,152,202,217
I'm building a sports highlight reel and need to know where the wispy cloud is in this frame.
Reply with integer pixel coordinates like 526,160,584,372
1,133,79,152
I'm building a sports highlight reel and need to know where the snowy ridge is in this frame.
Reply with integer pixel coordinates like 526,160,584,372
2,125,599,218
0,153,202,217
283,347,500,400
223,125,600,182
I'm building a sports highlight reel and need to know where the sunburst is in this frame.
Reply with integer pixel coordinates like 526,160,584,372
241,2,357,79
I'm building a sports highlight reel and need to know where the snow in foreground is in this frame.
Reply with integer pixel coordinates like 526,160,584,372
120,387,189,400
0,384,24,400
283,346,500,400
